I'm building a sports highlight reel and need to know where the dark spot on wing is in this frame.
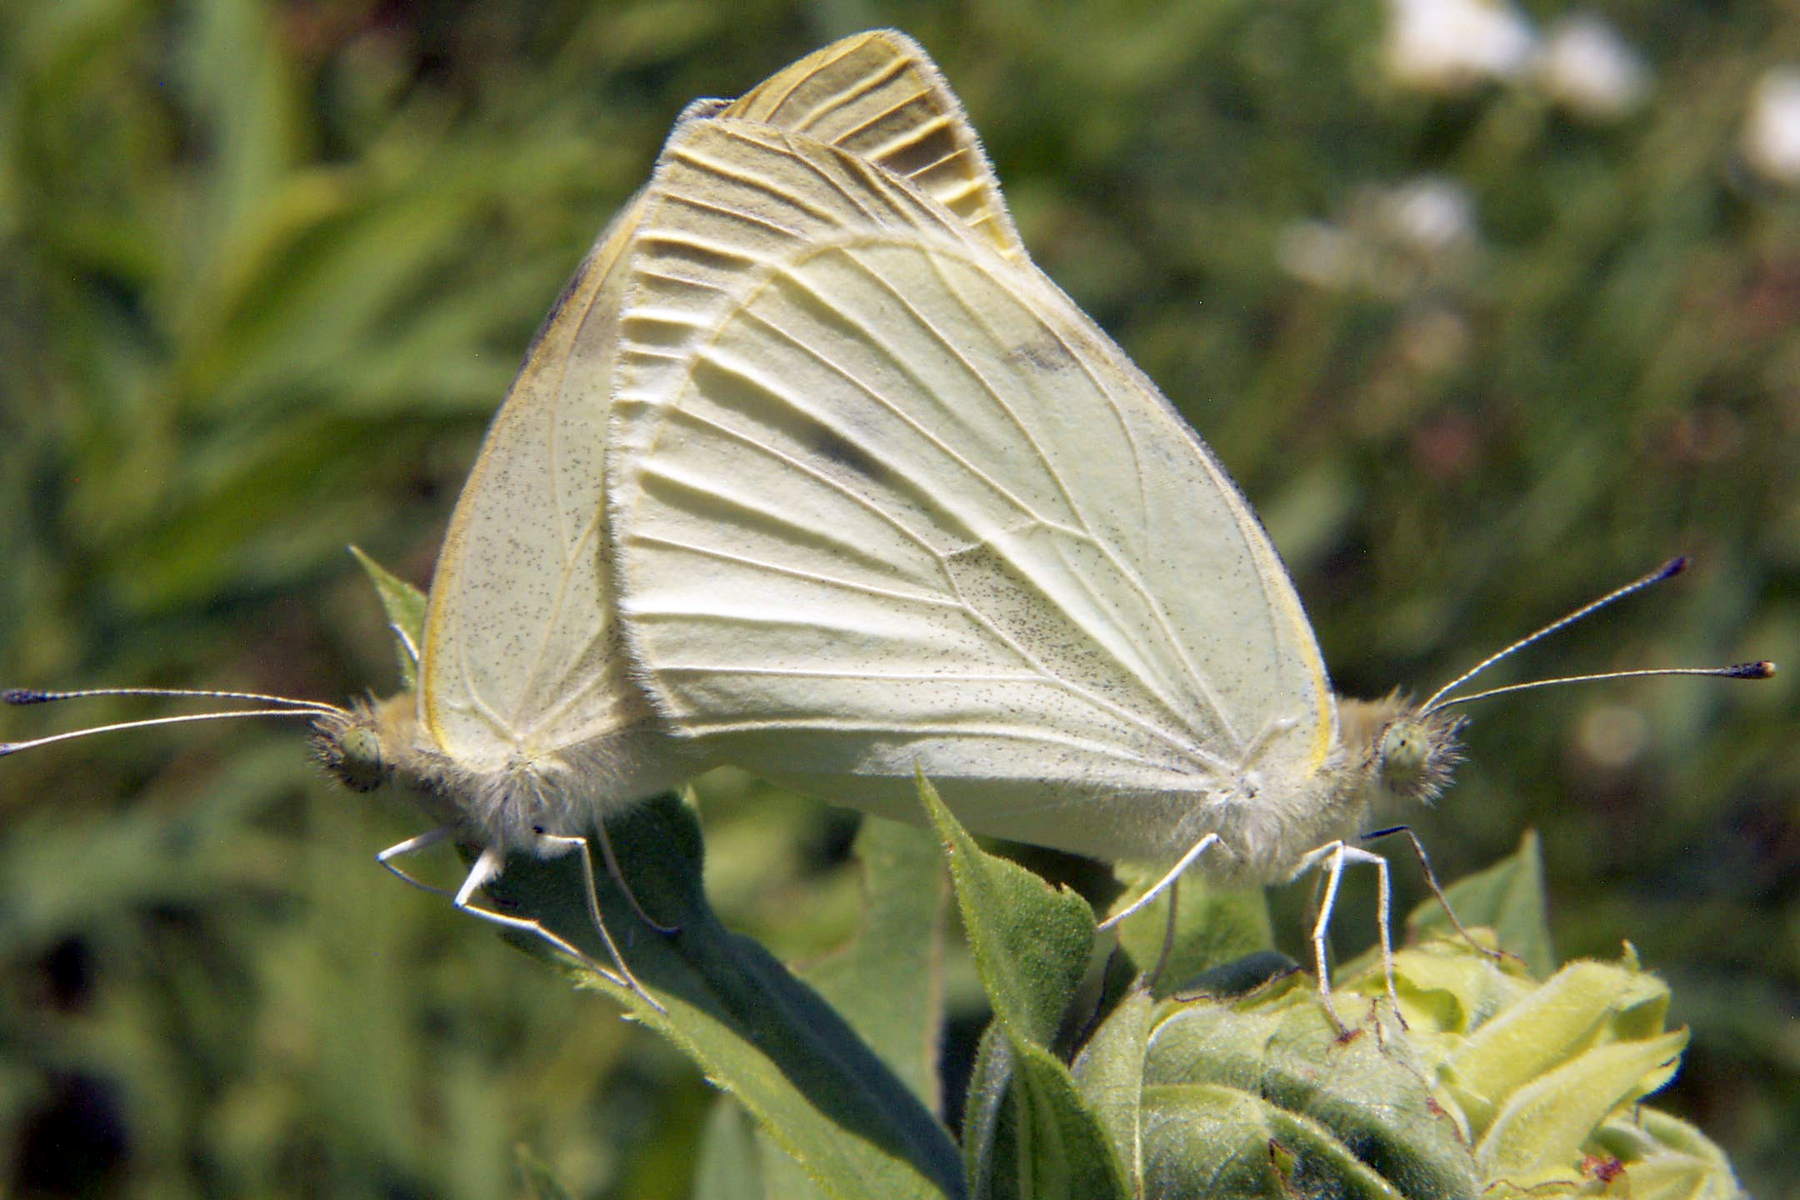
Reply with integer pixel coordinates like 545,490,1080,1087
811,426,890,484
1007,334,1075,373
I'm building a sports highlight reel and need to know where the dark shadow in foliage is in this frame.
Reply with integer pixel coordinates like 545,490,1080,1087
479,794,964,1199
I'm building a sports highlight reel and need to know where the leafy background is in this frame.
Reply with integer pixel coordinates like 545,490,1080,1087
1,0,1792,1196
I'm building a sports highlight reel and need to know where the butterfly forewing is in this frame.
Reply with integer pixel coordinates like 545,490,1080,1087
421,196,656,771
418,32,1027,776
729,30,1023,263
610,121,1337,863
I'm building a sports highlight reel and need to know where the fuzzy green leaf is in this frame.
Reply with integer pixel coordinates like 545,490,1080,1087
1112,872,1274,996
1445,957,1673,1130
916,776,1092,1048
1477,1031,1688,1181
961,1031,1130,1200
1139,1083,1407,1199
1147,987,1482,1199
1071,988,1155,1192
348,544,427,690
958,1023,1015,1193
483,794,963,1200
799,816,947,1108
1406,830,1555,977
916,778,1125,1199
1593,1108,1749,1200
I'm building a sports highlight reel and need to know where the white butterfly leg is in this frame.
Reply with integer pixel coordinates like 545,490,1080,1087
378,829,660,1010
376,826,457,895
445,846,637,995
1097,833,1223,930
1365,825,1507,963
1293,840,1400,1031
590,817,679,934
529,833,666,1013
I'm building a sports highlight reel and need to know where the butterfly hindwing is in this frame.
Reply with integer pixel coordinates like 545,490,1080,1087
610,120,1336,862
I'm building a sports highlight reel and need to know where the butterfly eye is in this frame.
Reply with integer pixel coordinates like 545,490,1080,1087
317,719,388,793
1379,721,1428,775
1376,720,1431,798
1375,712,1464,806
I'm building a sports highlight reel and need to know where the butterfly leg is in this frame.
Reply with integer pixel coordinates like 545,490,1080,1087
448,844,669,1012
1098,832,1223,930
1364,825,1508,963
1146,877,1182,991
531,833,668,1013
591,817,679,935
377,829,659,1007
1293,840,1402,1033
376,826,457,896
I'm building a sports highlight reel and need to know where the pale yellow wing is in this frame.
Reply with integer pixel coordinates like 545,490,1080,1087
730,30,1023,262
417,33,1025,779
608,120,1336,863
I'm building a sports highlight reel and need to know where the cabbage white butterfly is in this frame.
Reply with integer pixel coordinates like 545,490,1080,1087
1,30,1025,1004
6,30,1770,1024
604,112,1772,1020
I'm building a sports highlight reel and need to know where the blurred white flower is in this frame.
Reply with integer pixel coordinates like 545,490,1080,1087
1377,176,1476,254
1274,221,1361,288
1534,14,1649,120
1575,703,1650,772
1385,0,1537,93
1276,176,1480,297
1743,66,1800,185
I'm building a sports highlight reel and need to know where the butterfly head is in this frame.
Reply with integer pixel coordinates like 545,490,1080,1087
1338,692,1464,809
312,694,417,794
1373,706,1465,806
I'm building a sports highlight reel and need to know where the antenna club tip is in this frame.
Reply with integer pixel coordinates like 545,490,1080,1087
1657,556,1689,581
1730,660,1776,679
3,689,51,705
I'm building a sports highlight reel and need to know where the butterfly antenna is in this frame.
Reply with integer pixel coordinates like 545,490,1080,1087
1425,661,1773,712
1418,557,1774,714
2,687,345,756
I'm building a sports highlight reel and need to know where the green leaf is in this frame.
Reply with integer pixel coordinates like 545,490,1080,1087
960,1030,1130,1200
1593,1108,1749,1200
1138,1083,1407,1200
1444,957,1673,1131
1112,872,1274,996
1071,988,1154,1192
1005,1044,1131,1200
693,1098,771,1200
692,1096,838,1200
959,1024,1014,1195
917,777,1126,1200
348,544,427,690
483,794,964,1200
1146,989,1482,1199
1405,830,1555,977
915,775,1092,1048
799,816,948,1109
1476,1031,1688,1181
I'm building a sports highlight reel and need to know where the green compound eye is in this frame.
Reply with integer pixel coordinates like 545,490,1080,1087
1380,720,1429,780
317,719,388,793
1375,712,1463,806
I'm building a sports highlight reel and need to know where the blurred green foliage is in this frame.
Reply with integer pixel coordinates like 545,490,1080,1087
0,1,1792,1196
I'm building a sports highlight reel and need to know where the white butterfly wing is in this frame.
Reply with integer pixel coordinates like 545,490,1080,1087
610,121,1336,863
417,32,1025,783
418,198,656,776
728,29,1023,264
